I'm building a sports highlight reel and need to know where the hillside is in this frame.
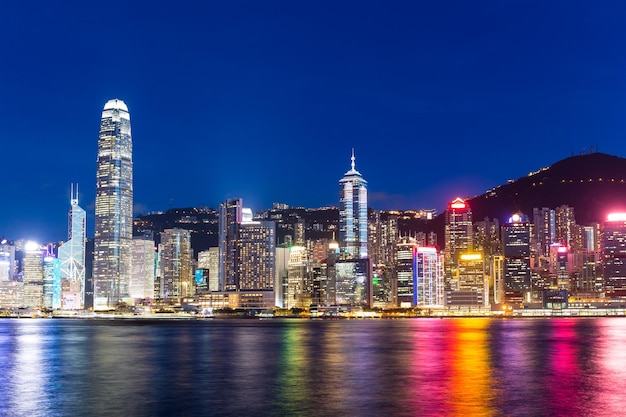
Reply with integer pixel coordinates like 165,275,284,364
469,152,626,225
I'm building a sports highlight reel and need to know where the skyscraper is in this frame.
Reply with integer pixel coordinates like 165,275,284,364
158,228,194,299
22,241,43,309
444,197,473,289
218,198,242,291
339,149,368,259
130,237,156,300
94,99,133,309
502,213,531,305
58,184,86,309
603,213,626,298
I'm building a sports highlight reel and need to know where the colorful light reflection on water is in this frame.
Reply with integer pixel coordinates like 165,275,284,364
1,318,626,416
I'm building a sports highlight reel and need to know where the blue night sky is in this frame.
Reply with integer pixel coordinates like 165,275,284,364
1,1,625,242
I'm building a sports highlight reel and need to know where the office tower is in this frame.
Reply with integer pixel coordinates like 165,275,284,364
415,247,444,307
218,198,242,291
286,246,308,309
0,240,15,282
339,149,368,259
602,213,626,298
445,253,488,307
83,238,95,310
130,237,156,300
502,213,532,305
576,249,602,296
555,205,577,249
554,245,571,291
492,255,504,304
337,150,371,306
58,184,86,309
473,217,501,256
532,207,556,258
294,219,305,246
22,241,43,309
395,239,416,307
368,210,398,268
583,224,601,251
197,247,219,292
237,220,276,291
275,246,290,308
43,250,61,310
94,99,133,309
444,198,473,289
335,258,370,306
159,229,194,299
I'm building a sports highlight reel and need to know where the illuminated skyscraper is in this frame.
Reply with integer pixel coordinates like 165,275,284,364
43,249,61,310
603,213,626,298
22,241,43,309
415,247,444,307
197,247,219,292
159,229,194,299
532,207,556,258
446,253,488,307
286,246,308,309
218,198,242,291
502,213,531,304
339,149,368,259
237,219,276,291
444,198,473,289
58,184,86,309
130,237,156,300
94,99,133,309
0,239,15,282
395,239,416,307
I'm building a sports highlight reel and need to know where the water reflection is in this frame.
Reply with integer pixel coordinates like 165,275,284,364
1,318,626,416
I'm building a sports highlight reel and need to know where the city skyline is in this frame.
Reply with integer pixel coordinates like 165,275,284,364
1,1,625,243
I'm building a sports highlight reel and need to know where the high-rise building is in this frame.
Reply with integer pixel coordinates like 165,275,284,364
532,207,556,258
58,184,86,310
197,247,220,292
556,205,577,249
415,247,444,308
0,239,15,282
218,198,242,291
286,246,308,309
130,237,156,300
43,250,61,310
22,241,43,309
603,213,626,298
444,198,473,289
237,220,276,291
395,239,416,307
339,149,368,259
93,99,133,309
502,213,532,305
445,253,488,307
337,150,371,306
158,229,194,299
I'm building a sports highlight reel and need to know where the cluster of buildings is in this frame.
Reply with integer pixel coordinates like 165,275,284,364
3,99,626,315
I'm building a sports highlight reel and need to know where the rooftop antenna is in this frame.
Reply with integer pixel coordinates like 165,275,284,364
351,148,355,171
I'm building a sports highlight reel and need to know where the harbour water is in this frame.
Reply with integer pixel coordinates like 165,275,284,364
0,317,624,417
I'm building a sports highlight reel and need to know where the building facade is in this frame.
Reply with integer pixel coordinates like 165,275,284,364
339,150,368,259
93,99,133,309
58,184,86,309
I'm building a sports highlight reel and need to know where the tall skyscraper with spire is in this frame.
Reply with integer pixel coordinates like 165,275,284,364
93,99,133,309
339,149,368,259
58,184,86,309
336,150,371,307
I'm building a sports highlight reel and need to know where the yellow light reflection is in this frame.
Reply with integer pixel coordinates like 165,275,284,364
448,318,495,416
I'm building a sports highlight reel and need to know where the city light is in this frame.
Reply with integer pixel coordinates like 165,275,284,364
607,213,626,222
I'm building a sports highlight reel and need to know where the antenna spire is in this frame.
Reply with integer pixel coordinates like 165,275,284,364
351,148,355,171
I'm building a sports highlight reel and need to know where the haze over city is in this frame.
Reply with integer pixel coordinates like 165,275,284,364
1,1,625,242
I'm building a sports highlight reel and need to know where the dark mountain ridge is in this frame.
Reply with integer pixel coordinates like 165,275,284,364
468,152,626,225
